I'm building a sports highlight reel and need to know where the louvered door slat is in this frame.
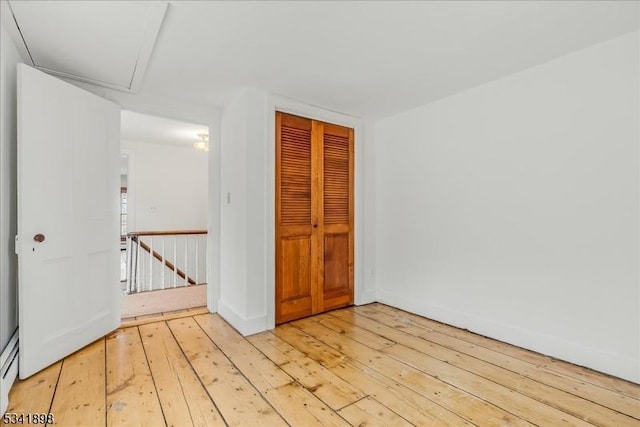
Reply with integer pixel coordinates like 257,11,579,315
280,123,312,226
323,133,350,224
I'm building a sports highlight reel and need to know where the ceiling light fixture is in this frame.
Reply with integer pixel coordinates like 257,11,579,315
193,133,209,152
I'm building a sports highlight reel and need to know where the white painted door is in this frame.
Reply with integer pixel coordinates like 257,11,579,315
17,64,121,378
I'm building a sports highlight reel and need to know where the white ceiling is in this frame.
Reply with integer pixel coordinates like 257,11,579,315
121,110,208,147
6,1,640,118
141,0,640,117
8,0,166,92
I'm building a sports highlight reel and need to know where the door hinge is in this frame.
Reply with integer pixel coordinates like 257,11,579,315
14,235,18,255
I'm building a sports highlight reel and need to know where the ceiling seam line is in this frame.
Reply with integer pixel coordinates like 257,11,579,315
7,1,35,65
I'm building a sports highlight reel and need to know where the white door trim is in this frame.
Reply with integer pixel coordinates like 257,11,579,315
120,148,136,234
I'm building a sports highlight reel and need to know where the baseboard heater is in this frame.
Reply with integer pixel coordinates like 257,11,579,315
0,330,18,417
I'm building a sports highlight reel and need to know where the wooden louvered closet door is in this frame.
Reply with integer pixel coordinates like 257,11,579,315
276,112,354,324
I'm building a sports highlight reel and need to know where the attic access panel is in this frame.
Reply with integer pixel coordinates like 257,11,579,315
7,0,167,93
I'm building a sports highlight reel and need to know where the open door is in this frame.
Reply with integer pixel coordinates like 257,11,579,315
17,64,121,378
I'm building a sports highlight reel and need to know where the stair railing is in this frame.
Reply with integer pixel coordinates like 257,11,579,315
126,229,207,294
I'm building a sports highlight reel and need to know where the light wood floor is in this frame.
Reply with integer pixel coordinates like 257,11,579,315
121,284,208,318
3,303,639,426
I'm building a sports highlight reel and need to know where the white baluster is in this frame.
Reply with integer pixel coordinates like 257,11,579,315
126,236,131,293
142,239,147,291
149,236,154,291
173,235,178,288
161,237,166,289
195,234,199,285
184,235,188,286
135,238,141,293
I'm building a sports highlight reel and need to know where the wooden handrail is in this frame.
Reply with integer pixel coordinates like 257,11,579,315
128,229,207,237
130,235,197,285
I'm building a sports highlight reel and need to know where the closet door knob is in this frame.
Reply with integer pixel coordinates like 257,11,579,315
34,233,46,243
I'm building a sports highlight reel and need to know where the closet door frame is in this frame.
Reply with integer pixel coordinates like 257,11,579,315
267,97,366,329
275,114,353,324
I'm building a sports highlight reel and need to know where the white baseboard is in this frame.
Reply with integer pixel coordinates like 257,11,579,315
355,289,377,306
217,300,267,336
377,290,639,384
1,330,19,417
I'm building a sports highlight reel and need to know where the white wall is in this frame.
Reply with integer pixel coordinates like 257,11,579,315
218,88,269,334
374,31,639,382
121,140,208,232
0,18,25,352
219,89,249,327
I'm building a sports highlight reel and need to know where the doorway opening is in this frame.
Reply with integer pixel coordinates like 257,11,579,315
119,110,209,319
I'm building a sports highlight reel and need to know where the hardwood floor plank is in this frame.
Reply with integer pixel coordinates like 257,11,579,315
362,304,640,415
279,321,531,426
191,314,351,426
370,303,640,400
121,306,209,329
314,314,595,427
332,358,475,426
49,339,106,427
385,343,595,427
262,382,351,426
338,396,414,427
341,306,640,423
250,331,471,426
138,321,224,427
162,309,190,316
106,328,165,427
166,316,287,427
135,312,160,322
312,316,395,351
6,305,636,427
243,331,365,410
196,316,356,426
2,361,61,417
191,315,292,391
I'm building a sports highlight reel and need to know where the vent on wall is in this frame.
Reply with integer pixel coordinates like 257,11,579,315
5,0,167,93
